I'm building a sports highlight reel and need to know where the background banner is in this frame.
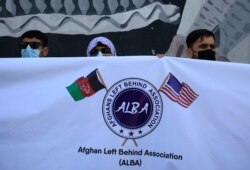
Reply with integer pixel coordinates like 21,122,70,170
0,56,250,169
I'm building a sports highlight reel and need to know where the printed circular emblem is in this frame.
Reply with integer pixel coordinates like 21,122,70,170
102,78,163,139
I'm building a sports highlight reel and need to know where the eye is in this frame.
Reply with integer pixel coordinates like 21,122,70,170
20,42,42,49
199,44,208,49
101,48,111,54
29,42,40,49
90,49,99,56
210,45,215,49
20,42,28,49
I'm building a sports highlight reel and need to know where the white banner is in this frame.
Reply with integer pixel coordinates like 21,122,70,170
0,56,250,170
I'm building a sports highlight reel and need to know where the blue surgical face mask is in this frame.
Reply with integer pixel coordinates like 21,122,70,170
96,51,104,57
21,45,40,58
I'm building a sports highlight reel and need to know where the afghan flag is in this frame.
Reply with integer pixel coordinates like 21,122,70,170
66,69,105,101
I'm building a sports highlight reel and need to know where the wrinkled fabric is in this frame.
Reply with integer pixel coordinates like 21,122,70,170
87,36,116,56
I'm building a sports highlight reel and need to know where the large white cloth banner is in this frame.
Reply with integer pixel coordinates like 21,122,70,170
0,57,250,170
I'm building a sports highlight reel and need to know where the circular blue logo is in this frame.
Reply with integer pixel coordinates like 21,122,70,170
102,78,163,139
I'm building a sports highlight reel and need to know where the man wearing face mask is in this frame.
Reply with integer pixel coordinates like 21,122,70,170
87,36,117,57
155,29,228,61
20,30,49,58
186,29,218,61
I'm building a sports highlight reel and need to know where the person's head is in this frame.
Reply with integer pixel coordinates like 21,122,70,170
186,29,216,60
20,30,49,58
87,36,116,57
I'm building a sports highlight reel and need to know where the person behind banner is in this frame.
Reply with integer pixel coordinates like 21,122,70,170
156,29,229,61
186,29,217,61
86,36,117,57
20,30,49,58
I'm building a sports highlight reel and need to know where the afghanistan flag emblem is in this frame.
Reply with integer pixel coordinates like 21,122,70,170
66,69,105,101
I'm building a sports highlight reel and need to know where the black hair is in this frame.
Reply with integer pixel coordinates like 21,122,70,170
96,42,108,48
186,29,215,48
20,30,48,47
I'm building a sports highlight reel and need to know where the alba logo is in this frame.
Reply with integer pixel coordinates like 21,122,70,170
102,78,163,139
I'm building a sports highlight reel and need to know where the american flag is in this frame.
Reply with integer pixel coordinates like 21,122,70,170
160,73,198,108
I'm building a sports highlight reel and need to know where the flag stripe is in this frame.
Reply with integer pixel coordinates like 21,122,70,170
180,88,196,102
76,77,95,97
177,101,188,108
178,90,191,107
161,85,190,108
66,81,85,101
87,69,105,92
161,86,178,101
183,83,198,98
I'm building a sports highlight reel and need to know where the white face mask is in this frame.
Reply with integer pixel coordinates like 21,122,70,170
96,51,104,57
21,45,40,58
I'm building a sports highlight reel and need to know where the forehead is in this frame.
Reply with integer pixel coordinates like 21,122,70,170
22,37,42,43
194,36,215,45
94,44,109,49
